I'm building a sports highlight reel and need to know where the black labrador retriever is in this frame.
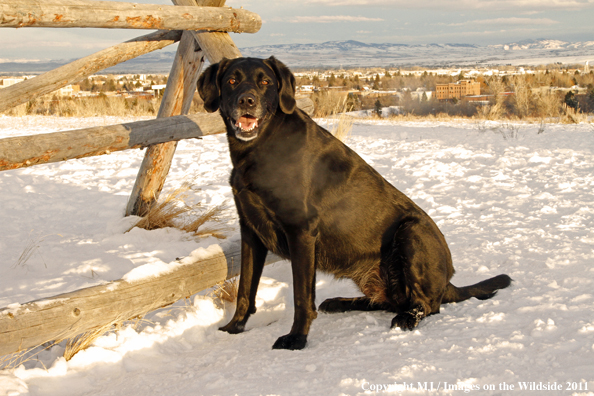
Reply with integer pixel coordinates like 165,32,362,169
197,56,512,350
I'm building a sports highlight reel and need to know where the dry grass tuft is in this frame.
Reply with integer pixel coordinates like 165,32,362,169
13,236,44,269
0,344,53,370
330,111,354,142
63,324,116,361
560,104,588,124
181,204,231,239
132,182,195,231
209,278,239,310
327,97,354,142
312,90,346,118
477,102,504,121
130,182,231,239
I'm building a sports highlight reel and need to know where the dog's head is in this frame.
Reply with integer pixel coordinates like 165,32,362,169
197,56,296,142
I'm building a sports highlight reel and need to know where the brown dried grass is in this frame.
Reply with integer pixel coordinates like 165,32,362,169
560,103,588,124
330,112,354,142
324,96,354,142
0,324,118,369
0,344,49,370
63,324,115,361
209,278,239,310
130,182,231,239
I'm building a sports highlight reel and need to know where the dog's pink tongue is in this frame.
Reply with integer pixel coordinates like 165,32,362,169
237,116,258,131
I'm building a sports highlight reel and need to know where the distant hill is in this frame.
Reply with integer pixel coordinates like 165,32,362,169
2,39,593,75
241,39,594,68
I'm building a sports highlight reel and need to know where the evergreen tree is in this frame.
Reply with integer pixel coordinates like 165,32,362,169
328,73,336,87
374,99,382,117
372,74,381,90
564,91,579,109
587,88,594,111
105,78,117,92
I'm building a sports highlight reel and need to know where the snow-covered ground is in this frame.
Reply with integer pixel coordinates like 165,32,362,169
1,115,593,395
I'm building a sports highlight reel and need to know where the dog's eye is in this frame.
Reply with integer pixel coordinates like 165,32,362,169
228,78,237,85
261,80,270,86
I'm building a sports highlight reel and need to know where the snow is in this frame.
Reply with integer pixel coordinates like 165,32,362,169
121,244,224,283
1,115,594,395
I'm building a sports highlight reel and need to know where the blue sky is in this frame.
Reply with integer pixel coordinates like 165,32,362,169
1,0,593,62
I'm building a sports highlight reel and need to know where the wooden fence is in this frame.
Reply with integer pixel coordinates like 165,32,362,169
0,0,312,357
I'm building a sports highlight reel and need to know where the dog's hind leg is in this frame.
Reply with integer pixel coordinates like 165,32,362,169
319,297,388,313
386,217,452,331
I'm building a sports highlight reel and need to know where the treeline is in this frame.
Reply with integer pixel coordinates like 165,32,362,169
3,68,593,121
309,70,594,121
296,66,594,92
77,74,168,93
2,93,208,117
398,73,594,120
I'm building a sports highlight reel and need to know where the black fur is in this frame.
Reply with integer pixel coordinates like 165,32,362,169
197,56,512,350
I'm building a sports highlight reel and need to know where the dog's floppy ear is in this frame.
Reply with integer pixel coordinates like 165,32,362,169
264,56,296,114
197,58,231,113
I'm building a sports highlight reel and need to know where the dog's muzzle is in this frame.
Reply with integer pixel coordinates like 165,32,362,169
232,114,261,141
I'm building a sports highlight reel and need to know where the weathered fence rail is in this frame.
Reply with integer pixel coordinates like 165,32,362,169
0,29,183,114
0,98,312,171
0,113,221,171
0,0,261,32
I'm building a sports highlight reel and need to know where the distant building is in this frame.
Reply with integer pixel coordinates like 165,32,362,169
0,78,26,88
57,84,80,97
298,85,316,93
435,80,480,100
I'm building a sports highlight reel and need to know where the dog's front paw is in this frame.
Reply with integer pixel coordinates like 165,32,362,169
272,334,307,350
219,321,245,334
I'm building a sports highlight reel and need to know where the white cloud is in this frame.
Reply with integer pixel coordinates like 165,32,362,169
448,17,560,26
288,0,594,10
0,41,74,49
284,15,384,23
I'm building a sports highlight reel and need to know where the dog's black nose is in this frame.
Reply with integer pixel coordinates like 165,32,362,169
238,93,256,107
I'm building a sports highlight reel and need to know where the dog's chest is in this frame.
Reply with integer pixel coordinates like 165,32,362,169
230,166,290,257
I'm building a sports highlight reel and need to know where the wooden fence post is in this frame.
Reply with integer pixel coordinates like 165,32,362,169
125,32,204,216
125,0,239,217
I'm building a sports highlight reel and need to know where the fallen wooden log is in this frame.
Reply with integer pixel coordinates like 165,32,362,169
0,29,182,114
0,0,261,33
0,241,283,357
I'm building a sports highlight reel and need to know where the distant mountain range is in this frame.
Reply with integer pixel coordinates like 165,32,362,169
2,39,593,75
241,39,594,68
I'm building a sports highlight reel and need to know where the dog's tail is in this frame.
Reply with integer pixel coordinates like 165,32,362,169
441,274,512,304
